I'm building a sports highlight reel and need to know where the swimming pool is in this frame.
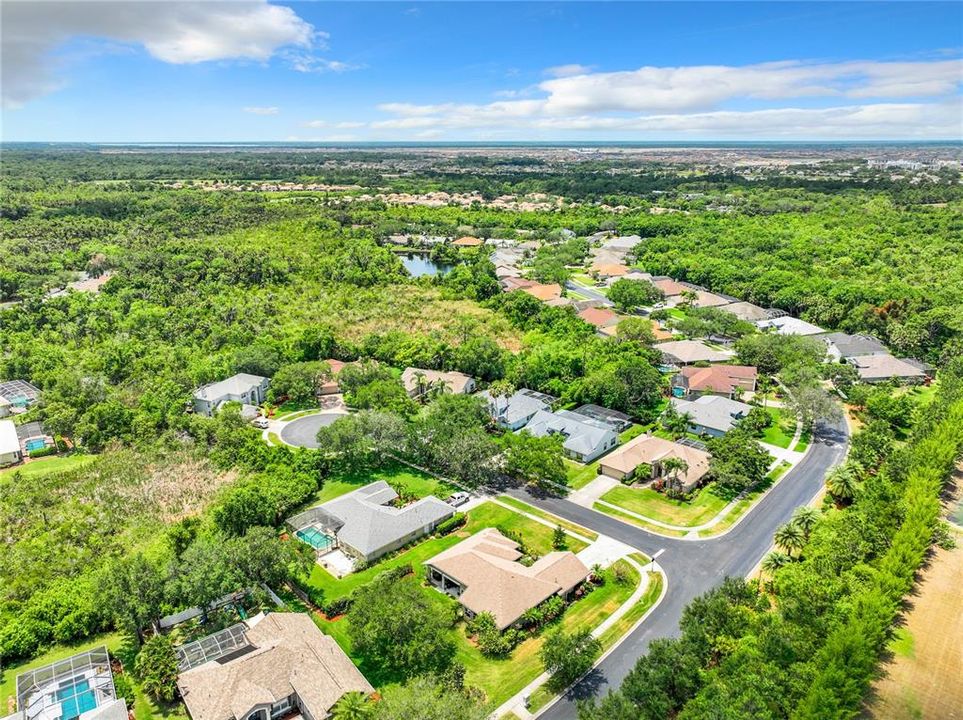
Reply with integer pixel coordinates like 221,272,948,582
25,438,47,452
57,679,97,720
296,526,336,551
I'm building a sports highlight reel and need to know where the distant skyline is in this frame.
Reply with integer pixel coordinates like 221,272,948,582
2,1,962,142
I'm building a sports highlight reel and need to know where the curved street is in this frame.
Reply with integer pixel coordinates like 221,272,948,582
510,417,850,719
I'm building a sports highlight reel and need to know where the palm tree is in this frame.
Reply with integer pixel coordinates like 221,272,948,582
774,521,806,558
790,506,820,538
826,465,858,505
661,457,690,497
331,691,372,720
762,550,792,574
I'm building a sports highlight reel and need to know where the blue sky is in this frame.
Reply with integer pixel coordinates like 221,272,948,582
2,1,961,141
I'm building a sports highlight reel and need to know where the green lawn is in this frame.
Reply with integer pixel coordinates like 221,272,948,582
301,501,587,605
306,459,457,507
618,423,647,443
496,495,599,541
564,458,601,489
793,430,811,453
760,406,796,449
697,464,786,538
599,482,730,527
0,453,96,481
592,503,689,537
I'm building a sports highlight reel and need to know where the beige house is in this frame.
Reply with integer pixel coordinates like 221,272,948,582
599,434,711,492
400,367,475,398
424,529,589,630
178,613,373,720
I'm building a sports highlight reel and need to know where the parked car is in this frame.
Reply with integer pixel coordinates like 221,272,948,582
446,491,471,507
252,417,269,429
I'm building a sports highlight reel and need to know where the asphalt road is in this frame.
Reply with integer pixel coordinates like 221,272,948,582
278,412,346,448
511,418,849,719
565,280,613,306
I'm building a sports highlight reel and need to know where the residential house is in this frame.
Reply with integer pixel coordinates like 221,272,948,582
648,277,687,304
569,404,633,432
478,388,554,430
720,301,771,322
688,289,732,308
673,365,758,399
601,235,643,253
453,236,484,248
286,481,454,564
7,646,128,720
424,528,589,631
598,434,711,492
0,379,41,413
523,409,619,462
319,359,347,395
177,613,373,720
522,283,563,302
543,296,574,307
850,354,928,384
193,374,270,417
386,234,409,245
659,340,735,366
501,276,538,292
820,332,888,362
588,248,627,266
755,316,827,336
401,367,476,398
0,396,10,418
670,396,753,437
604,269,652,286
495,264,521,279
578,306,620,331
0,420,22,467
589,263,630,280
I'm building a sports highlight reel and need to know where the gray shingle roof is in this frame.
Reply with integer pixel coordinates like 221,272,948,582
479,389,551,426
670,396,752,434
321,481,454,559
820,332,887,358
194,373,268,402
524,409,617,457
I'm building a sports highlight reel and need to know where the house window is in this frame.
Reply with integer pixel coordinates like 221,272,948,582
271,697,293,718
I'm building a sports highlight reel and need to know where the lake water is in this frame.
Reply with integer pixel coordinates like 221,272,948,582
400,253,453,277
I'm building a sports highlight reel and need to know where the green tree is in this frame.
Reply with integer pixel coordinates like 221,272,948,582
501,431,568,492
608,279,663,311
541,628,602,691
134,634,179,702
348,575,455,677
774,521,806,557
331,691,373,720
374,676,488,720
661,456,690,497
707,430,772,492
552,525,568,550
100,553,166,644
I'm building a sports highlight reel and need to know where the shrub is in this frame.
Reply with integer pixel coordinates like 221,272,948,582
324,597,353,617
27,445,58,458
436,512,467,536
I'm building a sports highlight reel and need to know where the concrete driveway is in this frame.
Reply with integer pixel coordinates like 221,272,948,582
278,411,347,448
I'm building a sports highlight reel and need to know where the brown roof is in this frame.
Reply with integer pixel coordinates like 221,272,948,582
590,263,630,277
178,613,373,720
453,236,484,247
599,434,710,487
578,307,619,328
502,277,538,291
680,365,757,393
523,283,562,301
651,278,688,296
425,529,589,630
691,290,731,308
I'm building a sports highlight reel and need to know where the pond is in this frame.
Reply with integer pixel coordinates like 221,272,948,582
400,253,453,277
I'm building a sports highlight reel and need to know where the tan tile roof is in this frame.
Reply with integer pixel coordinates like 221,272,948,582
523,283,562,301
178,613,372,720
651,278,688,296
599,434,710,486
400,367,474,394
590,263,629,277
453,236,484,247
425,529,589,630
680,365,757,393
578,307,619,328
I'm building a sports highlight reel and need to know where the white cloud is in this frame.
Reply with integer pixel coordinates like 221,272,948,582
544,63,593,78
362,57,962,138
2,1,316,108
243,106,279,115
286,54,363,74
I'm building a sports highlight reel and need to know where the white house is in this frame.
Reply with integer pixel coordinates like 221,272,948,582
0,420,21,467
193,373,270,417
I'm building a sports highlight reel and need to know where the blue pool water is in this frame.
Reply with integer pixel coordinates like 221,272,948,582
25,439,47,452
57,679,97,720
296,527,336,551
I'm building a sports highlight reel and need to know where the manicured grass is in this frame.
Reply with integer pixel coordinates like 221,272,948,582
496,496,599,541
697,464,786,538
599,482,730,527
793,430,811,453
0,453,95,481
564,458,601,490
592,503,689,537
301,501,587,604
267,431,283,446
307,459,457,507
275,399,319,417
760,406,796,449
618,423,647,443
769,460,791,481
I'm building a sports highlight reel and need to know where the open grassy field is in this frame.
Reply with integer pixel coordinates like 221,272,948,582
0,453,95,481
592,503,689,537
301,500,588,604
867,539,963,720
600,482,730,527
